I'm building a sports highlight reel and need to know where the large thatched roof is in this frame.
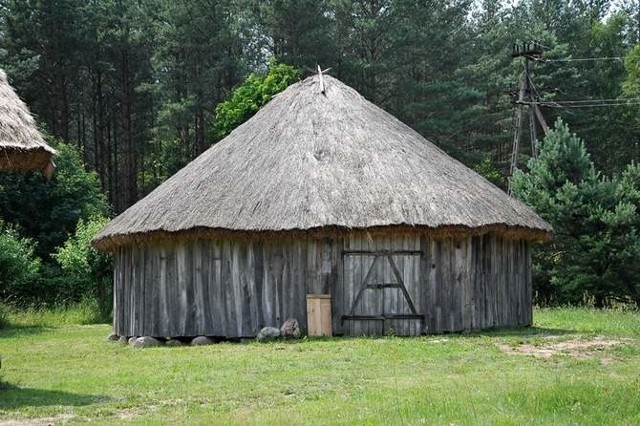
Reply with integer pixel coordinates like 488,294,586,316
0,69,55,174
94,74,552,250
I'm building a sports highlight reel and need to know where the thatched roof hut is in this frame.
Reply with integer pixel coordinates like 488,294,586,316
94,74,551,339
0,69,55,174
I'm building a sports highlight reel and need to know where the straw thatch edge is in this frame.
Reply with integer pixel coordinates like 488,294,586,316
92,224,552,251
0,146,55,172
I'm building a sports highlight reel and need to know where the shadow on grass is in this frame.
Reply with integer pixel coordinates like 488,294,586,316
0,326,51,339
0,383,107,410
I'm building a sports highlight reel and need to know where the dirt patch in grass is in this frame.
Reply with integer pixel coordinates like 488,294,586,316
114,407,144,420
498,336,629,361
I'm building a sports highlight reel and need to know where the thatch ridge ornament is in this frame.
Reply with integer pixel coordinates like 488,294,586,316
316,64,332,95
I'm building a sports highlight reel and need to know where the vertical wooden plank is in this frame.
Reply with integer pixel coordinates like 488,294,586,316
342,235,354,336
261,242,274,326
280,240,291,328
185,243,197,335
496,236,503,327
275,242,285,326
525,241,533,325
486,235,494,328
135,247,144,334
366,234,381,336
387,236,413,336
473,236,481,330
413,236,422,335
175,243,187,336
502,239,509,326
191,241,204,335
122,248,130,335
518,240,532,325
172,246,183,335
432,240,442,333
244,240,258,336
443,238,454,332
493,235,499,327
199,240,213,335
131,248,140,335
462,237,473,331
453,237,461,331
468,237,476,330
518,239,524,326
205,242,216,335
306,238,319,295
144,247,154,336
390,235,405,336
320,239,332,294
472,236,481,330
213,241,226,336
253,241,265,329
452,237,461,332
123,248,129,336
221,240,235,337
480,235,489,329
115,248,125,336
230,241,244,336
420,236,430,334
360,235,371,336
299,239,309,332
283,239,295,330
507,238,512,325
351,235,364,336
112,249,119,334
331,237,344,335
289,239,307,332
401,235,413,336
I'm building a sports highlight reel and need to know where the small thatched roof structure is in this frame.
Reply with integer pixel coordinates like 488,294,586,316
94,74,551,250
0,69,55,174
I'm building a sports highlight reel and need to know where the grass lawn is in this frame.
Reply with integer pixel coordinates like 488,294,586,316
1,308,639,425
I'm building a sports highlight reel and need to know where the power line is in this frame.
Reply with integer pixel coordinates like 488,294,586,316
544,98,640,104
544,56,623,63
545,102,640,108
519,99,640,108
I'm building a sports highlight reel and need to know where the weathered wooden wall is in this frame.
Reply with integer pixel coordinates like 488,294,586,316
113,233,531,338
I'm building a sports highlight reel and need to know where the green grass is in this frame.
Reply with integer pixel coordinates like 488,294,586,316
1,298,106,329
1,308,639,425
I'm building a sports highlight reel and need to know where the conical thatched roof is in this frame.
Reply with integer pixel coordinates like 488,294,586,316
0,69,55,174
94,74,552,250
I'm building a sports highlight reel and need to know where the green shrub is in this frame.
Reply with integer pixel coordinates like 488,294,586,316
3,298,108,328
0,220,41,305
0,141,110,260
214,59,301,138
54,216,112,314
0,303,9,329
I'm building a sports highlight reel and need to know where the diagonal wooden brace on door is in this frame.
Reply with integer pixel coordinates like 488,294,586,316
342,254,423,323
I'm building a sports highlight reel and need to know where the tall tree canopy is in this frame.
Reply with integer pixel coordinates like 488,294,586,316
1,0,637,210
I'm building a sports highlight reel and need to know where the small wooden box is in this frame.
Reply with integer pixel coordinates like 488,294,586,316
306,294,332,337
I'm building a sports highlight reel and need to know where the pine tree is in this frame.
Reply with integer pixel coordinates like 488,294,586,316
512,119,640,307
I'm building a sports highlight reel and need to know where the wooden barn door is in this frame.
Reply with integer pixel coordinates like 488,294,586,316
341,247,423,336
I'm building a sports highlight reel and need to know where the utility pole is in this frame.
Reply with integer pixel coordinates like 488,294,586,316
509,41,548,187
